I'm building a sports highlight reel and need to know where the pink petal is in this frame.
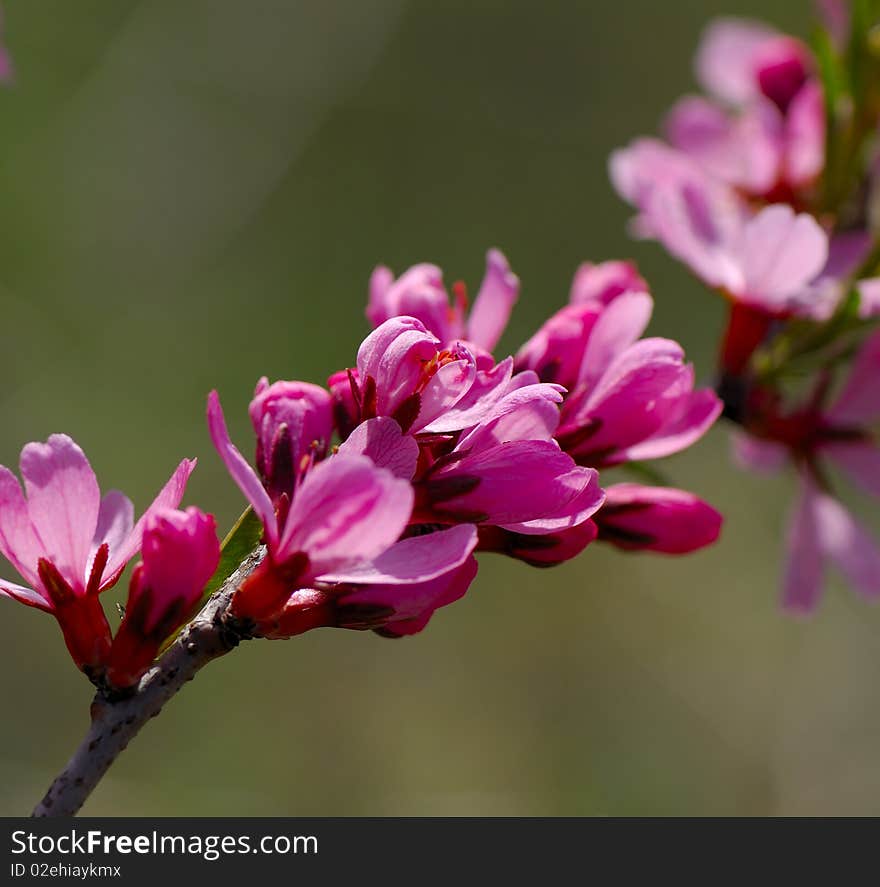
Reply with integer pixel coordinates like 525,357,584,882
500,467,604,533
207,390,277,548
0,465,43,586
465,249,519,352
813,487,880,600
618,388,722,462
824,442,880,499
457,383,564,452
695,17,778,105
782,477,825,614
103,458,197,587
19,434,101,588
730,431,789,474
135,507,220,634
336,417,419,480
277,455,413,576
596,483,722,554
577,291,654,390
857,279,880,319
665,94,782,194
0,578,51,612
353,555,479,637
319,524,477,585
785,81,825,187
737,205,829,308
569,260,648,305
89,490,134,580
412,350,477,432
829,331,880,425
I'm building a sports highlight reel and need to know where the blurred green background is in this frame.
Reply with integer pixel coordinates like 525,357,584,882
2,0,879,816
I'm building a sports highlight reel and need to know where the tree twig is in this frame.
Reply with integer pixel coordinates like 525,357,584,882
31,548,265,817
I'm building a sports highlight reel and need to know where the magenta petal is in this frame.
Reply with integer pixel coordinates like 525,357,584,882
135,507,220,634
319,524,477,585
346,555,479,637
103,458,198,587
0,465,43,586
695,17,778,105
413,352,477,432
19,434,101,587
500,467,603,533
465,249,519,352
782,478,825,614
277,455,413,576
619,388,722,462
828,331,880,425
207,391,276,550
596,484,722,554
336,417,419,480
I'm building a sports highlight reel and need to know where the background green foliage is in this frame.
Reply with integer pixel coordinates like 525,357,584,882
2,0,878,815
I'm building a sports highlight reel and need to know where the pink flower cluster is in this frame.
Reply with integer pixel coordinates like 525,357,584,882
0,437,218,686
209,252,722,640
612,10,880,612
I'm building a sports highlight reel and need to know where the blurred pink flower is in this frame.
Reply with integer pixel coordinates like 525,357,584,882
106,508,220,688
0,434,194,671
734,332,880,611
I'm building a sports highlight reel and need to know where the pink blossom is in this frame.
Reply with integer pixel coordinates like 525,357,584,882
593,484,722,554
367,249,519,353
106,508,220,688
355,316,477,434
734,332,880,611
208,391,477,630
0,434,195,671
569,260,647,305
249,377,334,501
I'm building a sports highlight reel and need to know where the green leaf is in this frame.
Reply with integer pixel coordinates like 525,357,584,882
156,506,264,655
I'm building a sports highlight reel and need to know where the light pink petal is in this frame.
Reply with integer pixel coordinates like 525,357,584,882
278,455,413,576
813,488,880,600
336,417,419,480
88,490,134,580
596,483,723,554
366,264,395,326
824,442,880,499
0,577,51,611
457,383,564,452
618,388,722,462
857,279,880,319
782,477,825,614
421,357,520,434
578,291,654,390
829,331,880,425
412,350,477,432
569,260,648,305
19,434,101,587
500,467,604,533
695,17,777,105
737,205,829,308
785,81,825,187
319,524,477,585
465,249,519,352
666,95,782,194
207,391,277,548
0,465,43,586
103,458,198,587
730,431,789,474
